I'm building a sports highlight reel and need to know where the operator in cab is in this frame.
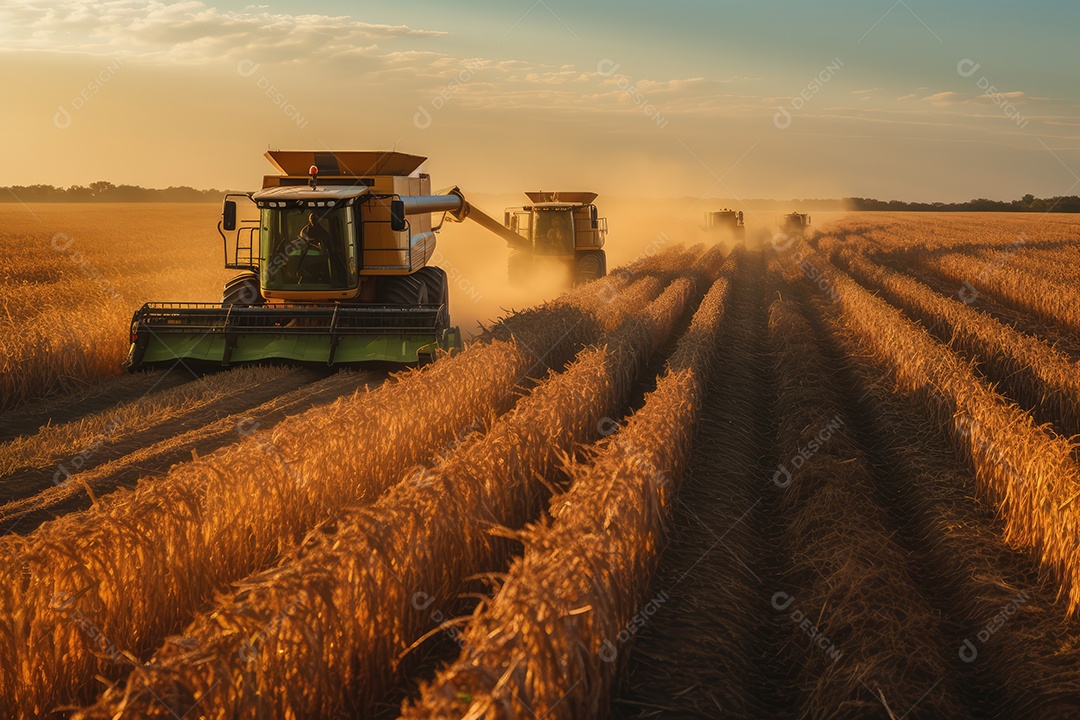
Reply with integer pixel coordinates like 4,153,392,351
297,212,348,285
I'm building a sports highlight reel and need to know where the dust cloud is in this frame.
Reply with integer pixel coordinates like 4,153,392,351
433,192,850,336
433,193,585,336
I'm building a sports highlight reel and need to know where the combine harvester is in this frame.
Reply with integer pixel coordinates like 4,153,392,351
703,209,745,239
124,150,609,370
779,211,812,236
491,191,608,283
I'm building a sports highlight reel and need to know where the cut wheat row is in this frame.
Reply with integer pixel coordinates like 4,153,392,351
0,365,294,479
916,250,1080,335
798,245,1080,615
0,251,691,718
402,252,738,719
840,251,1080,440
820,303,1080,718
966,244,1080,295
766,288,966,718
75,256,715,719
610,250,771,717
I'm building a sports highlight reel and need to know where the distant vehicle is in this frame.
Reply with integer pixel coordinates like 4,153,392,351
704,209,745,238
779,212,811,236
448,190,609,284
497,191,609,284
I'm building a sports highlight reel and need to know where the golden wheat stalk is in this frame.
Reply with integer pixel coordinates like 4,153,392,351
801,245,1080,615
0,253,688,718
919,251,1080,335
766,291,965,718
841,251,1080,438
74,268,707,720
401,254,736,719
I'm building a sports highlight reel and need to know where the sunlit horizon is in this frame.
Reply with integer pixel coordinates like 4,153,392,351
2,0,1078,203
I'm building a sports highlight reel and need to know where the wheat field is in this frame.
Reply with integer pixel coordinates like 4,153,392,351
2,208,1080,719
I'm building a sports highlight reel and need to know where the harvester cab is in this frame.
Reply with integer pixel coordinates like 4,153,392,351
126,150,477,371
704,209,745,238
780,212,812,236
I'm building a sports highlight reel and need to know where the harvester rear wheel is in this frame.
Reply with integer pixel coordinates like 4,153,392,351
573,251,607,284
222,272,264,307
376,274,429,306
414,266,450,328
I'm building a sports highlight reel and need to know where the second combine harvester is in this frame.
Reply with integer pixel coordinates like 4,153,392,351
125,150,609,370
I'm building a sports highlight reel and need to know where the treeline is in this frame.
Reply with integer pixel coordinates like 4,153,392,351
845,194,1080,213
760,194,1080,212
0,182,223,203
4,184,1080,212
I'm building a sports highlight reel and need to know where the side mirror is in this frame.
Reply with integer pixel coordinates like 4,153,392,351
222,200,237,232
390,199,407,232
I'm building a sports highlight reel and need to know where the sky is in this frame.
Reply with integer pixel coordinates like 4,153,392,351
1,0,1078,202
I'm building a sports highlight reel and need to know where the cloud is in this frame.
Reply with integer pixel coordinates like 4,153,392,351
979,90,1027,102
0,0,823,126
922,91,961,106
17,0,1040,141
0,0,447,64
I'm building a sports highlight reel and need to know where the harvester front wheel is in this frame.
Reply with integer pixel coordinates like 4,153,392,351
222,272,264,307
376,274,429,307
414,266,450,328
573,251,607,284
